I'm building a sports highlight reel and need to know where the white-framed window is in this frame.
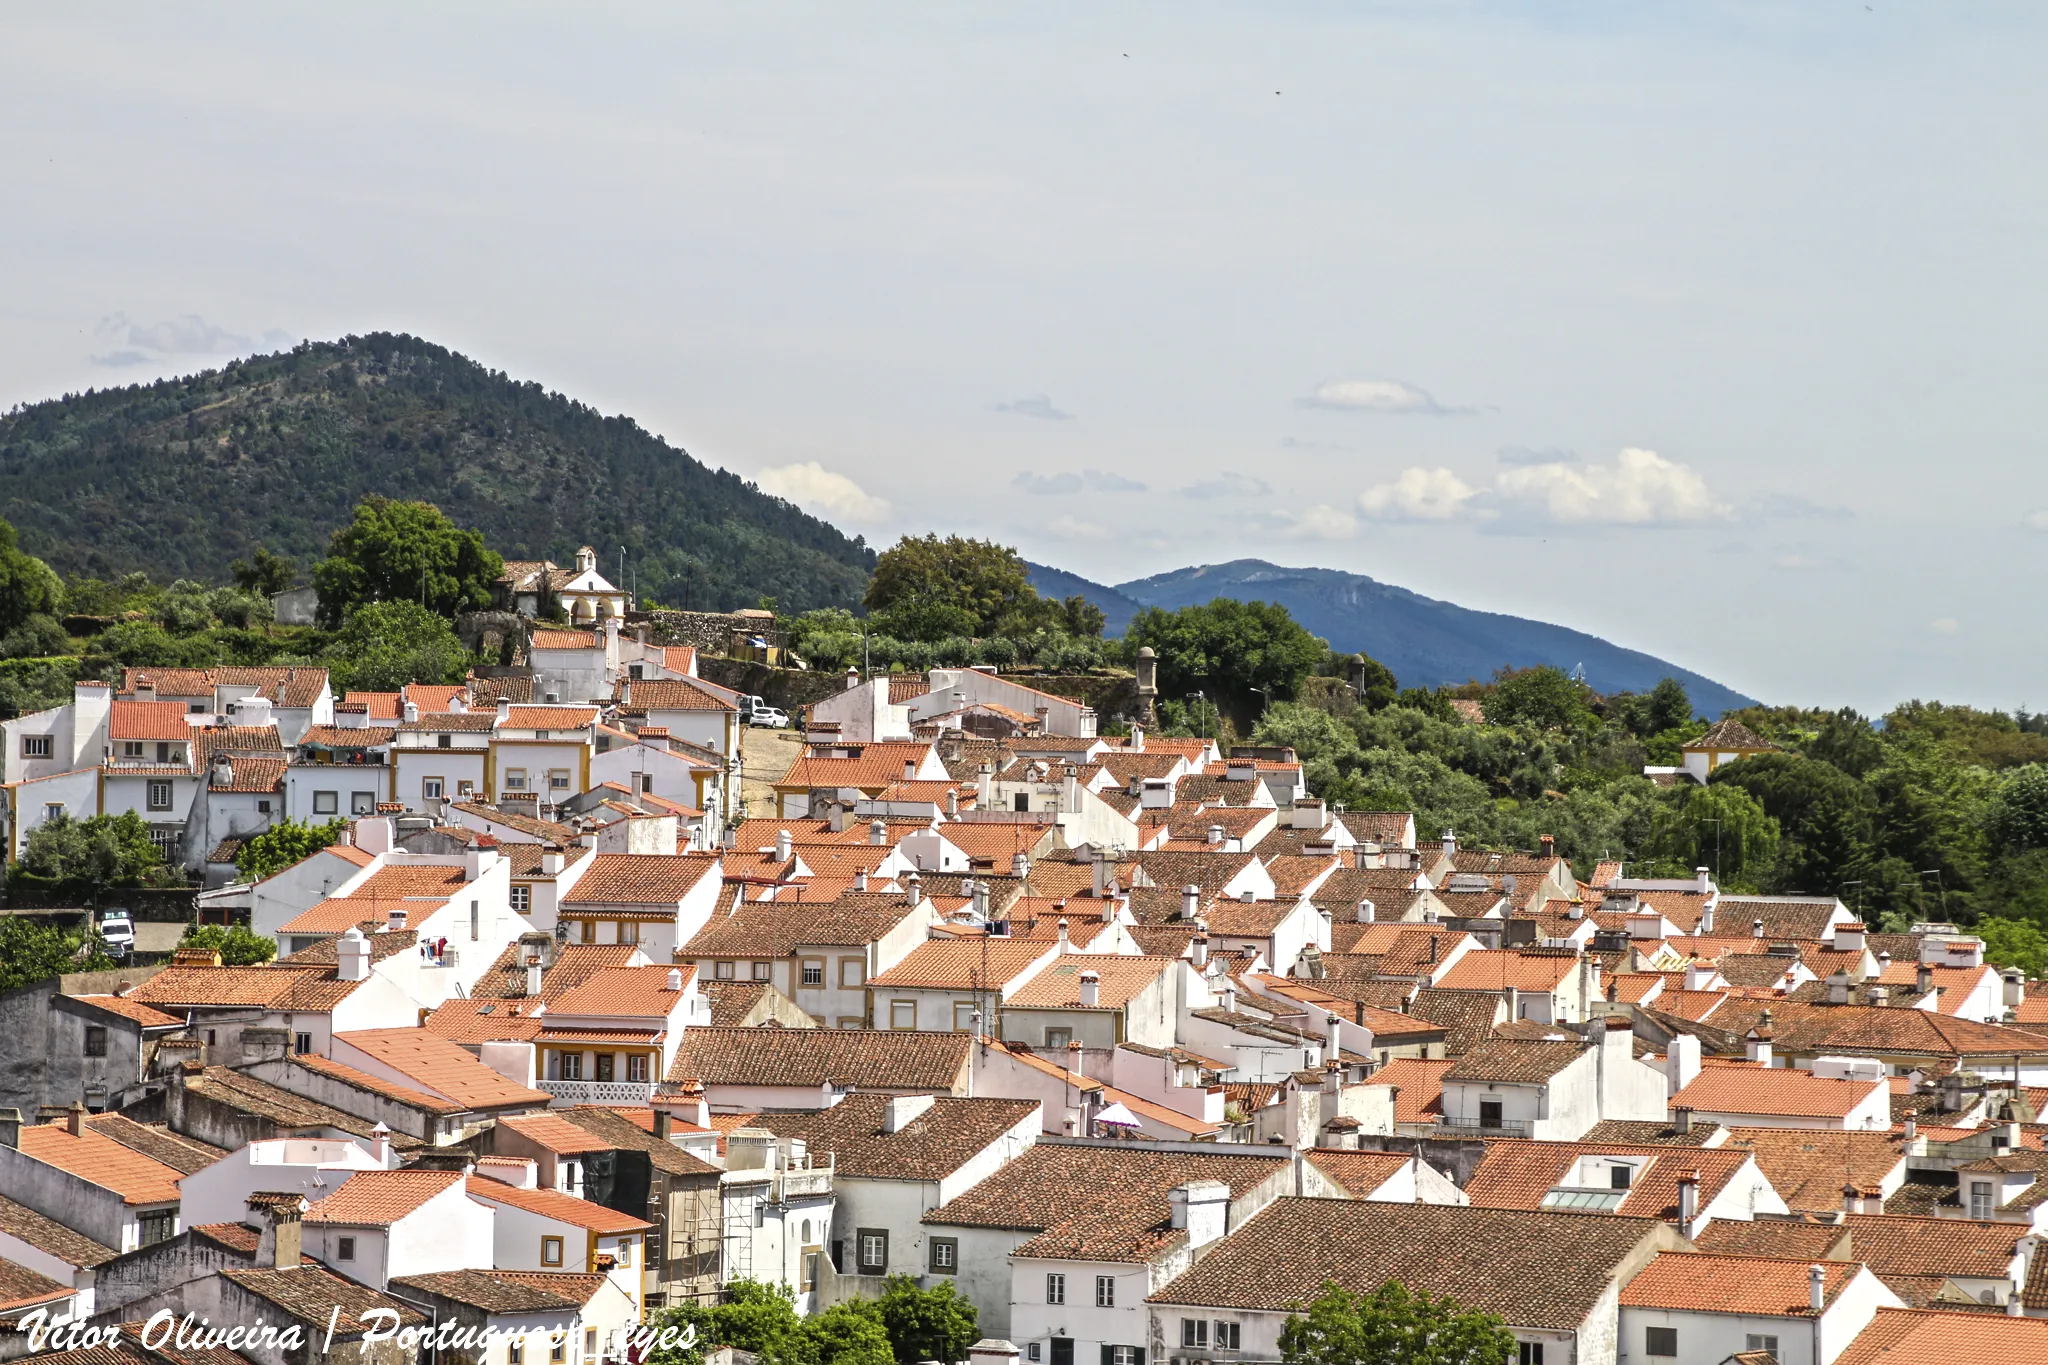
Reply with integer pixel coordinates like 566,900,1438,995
351,791,376,815
1182,1321,1209,1349
1216,1323,1241,1351
511,885,533,914
1109,1349,1137,1365
714,960,736,980
42,803,64,823
840,958,865,987
801,959,825,987
559,1053,583,1081
857,1229,887,1273
627,1054,648,1082
424,777,444,800
505,768,528,791
541,1235,564,1266
1743,1338,1776,1358
457,778,475,796
620,922,639,945
149,827,180,859
20,735,51,759
123,742,144,759
1027,1347,1041,1363
549,769,571,791
1046,1027,1072,1049
313,790,338,814
1970,1181,1994,1219
890,1000,916,1030
137,1210,174,1246
953,1000,979,1032
928,1237,958,1274
147,780,173,811
1045,1273,1065,1305
1095,1276,1115,1308
614,1239,632,1268
751,960,772,981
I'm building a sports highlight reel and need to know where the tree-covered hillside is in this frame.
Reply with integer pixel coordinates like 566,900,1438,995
0,334,874,612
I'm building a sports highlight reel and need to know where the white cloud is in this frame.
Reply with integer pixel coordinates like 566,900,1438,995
1300,378,1473,415
1276,504,1359,540
1357,467,1481,522
1013,469,1146,495
993,394,1074,420
1929,617,1962,634
754,461,891,522
1044,515,1113,540
2023,509,2048,532
1181,472,1272,500
1491,447,1731,526
90,313,296,367
1496,444,1575,466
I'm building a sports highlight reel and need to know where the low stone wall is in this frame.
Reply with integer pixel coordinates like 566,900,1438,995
642,610,787,654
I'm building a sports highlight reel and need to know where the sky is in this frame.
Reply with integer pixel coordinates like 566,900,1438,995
3,3,2045,714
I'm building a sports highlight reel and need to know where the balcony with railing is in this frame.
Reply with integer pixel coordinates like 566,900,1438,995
540,1078,657,1106
1434,1115,1534,1138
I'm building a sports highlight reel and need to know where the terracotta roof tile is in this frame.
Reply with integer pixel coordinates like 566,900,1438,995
1690,1219,1853,1260
388,1268,584,1313
178,1066,426,1149
1302,1148,1415,1197
681,900,921,959
561,853,721,906
464,1177,654,1233
1672,1066,1883,1120
1002,956,1173,1009
544,965,697,1019
1465,1139,1757,1220
554,1107,721,1177
221,1264,425,1331
1721,1129,1912,1212
665,1026,972,1090
1620,1251,1857,1315
109,700,195,741
869,939,1055,991
622,679,737,712
1836,1309,2048,1365
66,993,184,1029
80,1114,227,1175
1434,950,1584,993
16,1122,184,1204
331,1029,553,1109
306,1169,463,1226
751,1094,1039,1180
0,1193,120,1268
1444,1038,1587,1084
1360,1058,1453,1124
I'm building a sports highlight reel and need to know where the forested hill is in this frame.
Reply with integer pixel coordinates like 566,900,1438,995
0,334,875,612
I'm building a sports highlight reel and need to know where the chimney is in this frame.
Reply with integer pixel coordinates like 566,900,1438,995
1092,849,1110,898
385,906,408,933
1753,918,1765,940
525,956,544,997
1869,985,1889,1007
371,1121,391,1166
1835,921,1867,953
1078,970,1100,1008
1827,972,1850,1006
1673,1105,1693,1135
1441,828,1457,859
654,1109,673,1140
1916,961,1934,995
336,927,372,982
681,1079,709,1128
1167,1179,1230,1248
775,828,793,862
978,762,995,809
1355,842,1384,871
882,1094,935,1133
972,880,990,921
1356,898,1375,924
1539,834,1555,859
1676,1170,1699,1236
2006,969,2028,1008
854,869,869,892
1809,1264,1826,1313
65,1102,86,1137
869,818,887,846
1503,984,1520,1022
845,666,861,692
497,697,512,724
1325,1013,1342,1059
1700,898,1716,935
1903,1113,1917,1141
1182,884,1201,921
1057,918,1071,954
1695,866,1712,894
248,1194,306,1269
1191,934,1208,968
667,967,684,991
404,699,420,724
541,849,564,875
903,759,916,783
1667,1035,1702,1095
1746,1026,1773,1067
906,872,923,908
946,788,959,818
1012,852,1030,879
1207,823,1225,846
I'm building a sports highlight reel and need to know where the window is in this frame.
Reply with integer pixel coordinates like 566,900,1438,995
294,1032,312,1055
147,780,173,811
1215,1323,1240,1351
1014,793,1030,812
929,1238,958,1274
614,1239,632,1268
257,800,272,814
802,1248,820,1292
954,1000,979,1032
1971,1181,1993,1219
1027,1347,1042,1363
20,735,51,759
839,1017,867,1029
84,1025,108,1057
1518,1345,1544,1365
43,803,65,823
351,791,376,815
188,702,206,714
1479,1100,1504,1130
890,1000,917,1030
457,779,476,796
620,921,639,945
542,1235,565,1266
1181,1321,1208,1349
313,790,339,815
585,1330,597,1360
511,884,533,915
1095,1275,1115,1308
1107,1348,1140,1365
425,777,445,801
1644,1327,1677,1358
596,1054,616,1083
1610,1165,1634,1190
630,664,644,680
150,827,180,859
155,742,173,764
509,1340,524,1365
1050,1343,1073,1365
138,1211,174,1246
714,960,736,980
551,1337,565,1363
560,1053,583,1081
1046,1028,1072,1050
801,959,825,988
506,768,528,791
550,769,571,791
857,1229,887,1273
840,958,865,988
337,1235,356,1260
751,960,772,981
1744,1336,1778,1356
123,741,144,759
628,1054,648,1082
1045,1273,1065,1305
579,920,597,944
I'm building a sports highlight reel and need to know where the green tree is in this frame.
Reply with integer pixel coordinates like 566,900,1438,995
1712,753,1878,897
1989,765,2048,854
311,496,503,627
235,817,347,882
1,614,68,660
875,1275,979,1365
0,517,62,636
231,545,298,596
776,1301,896,1365
16,812,184,891
0,918,111,992
1346,653,1400,711
864,536,1041,638
1279,1279,1517,1365
1125,599,1326,720
1482,666,1595,733
1640,782,1781,890
1977,917,2048,979
178,921,278,965
1060,595,1107,639
324,600,473,692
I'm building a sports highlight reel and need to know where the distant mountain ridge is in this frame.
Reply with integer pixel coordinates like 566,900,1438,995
1028,558,1756,717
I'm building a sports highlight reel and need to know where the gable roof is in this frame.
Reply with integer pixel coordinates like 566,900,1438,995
665,1026,973,1091
561,853,721,906
680,899,921,958
1147,1197,1667,1330
1721,1128,1912,1213
1835,1310,2048,1365
1672,1065,1882,1120
749,1094,1040,1180
16,1122,184,1204
1302,1148,1416,1198
0,1192,120,1268
868,939,1054,991
1444,1039,1587,1085
331,1029,553,1109
306,1169,464,1226
464,1177,654,1234
1464,1139,1759,1220
1618,1252,1858,1315
1003,957,1174,1010
388,1268,585,1314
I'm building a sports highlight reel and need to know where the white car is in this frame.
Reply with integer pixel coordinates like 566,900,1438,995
98,910,135,959
749,706,790,729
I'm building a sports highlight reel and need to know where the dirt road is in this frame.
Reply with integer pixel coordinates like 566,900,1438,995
738,725,804,820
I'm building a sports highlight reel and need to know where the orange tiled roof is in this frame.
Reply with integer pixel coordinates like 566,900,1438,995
1004,956,1174,1009
869,939,1055,990
422,996,546,1043
502,705,600,729
1359,1058,1453,1125
331,1029,553,1109
351,863,468,898
1835,1308,2048,1364
1672,1064,1881,1119
562,853,721,906
529,630,599,650
497,1112,617,1156
66,994,183,1029
17,1122,183,1204
1618,1251,1856,1315
464,1177,654,1233
1303,1148,1415,1197
305,1169,463,1226
1434,950,1584,993
109,700,193,741
545,965,698,1018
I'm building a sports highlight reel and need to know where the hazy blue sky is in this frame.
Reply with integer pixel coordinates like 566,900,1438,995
4,4,2044,712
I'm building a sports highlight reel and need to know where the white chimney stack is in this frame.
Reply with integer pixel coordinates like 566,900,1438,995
775,828,793,862
525,956,543,998
1809,1264,1826,1313
335,926,372,982
1207,823,1225,846
667,967,683,991
1012,851,1030,879
1357,899,1375,924
870,817,887,846
1182,884,1201,920
882,1094,934,1133
1078,970,1100,1008
371,1121,391,1166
